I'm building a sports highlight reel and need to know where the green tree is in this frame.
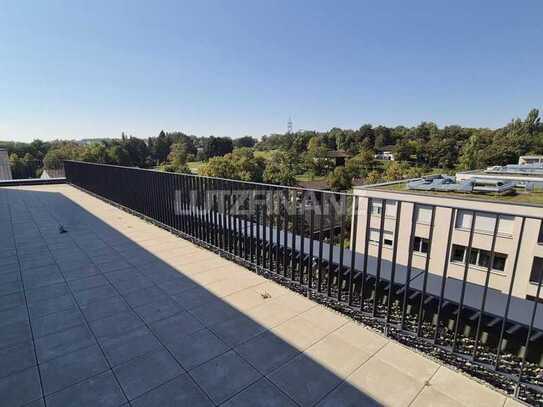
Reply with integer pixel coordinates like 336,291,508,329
458,133,483,170
149,131,172,164
233,136,257,149
43,142,83,169
346,148,375,178
365,170,382,184
168,142,189,169
263,151,299,186
328,166,352,191
304,136,333,176
106,144,131,165
393,139,415,162
383,161,403,181
199,148,265,181
373,126,392,149
80,143,109,163
123,136,150,167
9,154,26,178
202,136,233,159
229,148,266,182
159,163,191,174
200,156,238,179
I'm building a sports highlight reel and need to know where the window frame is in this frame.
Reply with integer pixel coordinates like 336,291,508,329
369,228,393,247
451,244,465,263
530,257,543,284
415,205,433,225
455,210,514,237
450,244,507,273
413,236,429,254
370,200,397,218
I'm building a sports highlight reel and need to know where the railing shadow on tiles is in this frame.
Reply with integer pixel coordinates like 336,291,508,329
64,160,543,405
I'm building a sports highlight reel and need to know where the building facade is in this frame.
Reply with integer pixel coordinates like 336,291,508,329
353,182,543,308
519,155,543,165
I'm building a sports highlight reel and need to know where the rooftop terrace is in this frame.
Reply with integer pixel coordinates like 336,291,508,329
0,183,521,407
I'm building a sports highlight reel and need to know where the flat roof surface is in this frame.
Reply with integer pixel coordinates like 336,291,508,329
367,179,543,206
0,184,519,406
460,169,543,179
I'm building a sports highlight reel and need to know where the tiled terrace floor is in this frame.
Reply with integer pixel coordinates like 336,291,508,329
0,184,524,407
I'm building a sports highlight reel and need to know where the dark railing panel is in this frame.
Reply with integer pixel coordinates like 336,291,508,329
64,160,543,405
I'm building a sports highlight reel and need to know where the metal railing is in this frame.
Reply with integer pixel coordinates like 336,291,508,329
64,160,543,405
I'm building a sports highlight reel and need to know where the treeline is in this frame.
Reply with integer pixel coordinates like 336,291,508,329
2,108,541,189
257,109,543,169
199,109,543,189
0,131,257,178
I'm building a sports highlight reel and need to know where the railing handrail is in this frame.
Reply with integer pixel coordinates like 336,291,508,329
64,160,354,197
65,160,543,220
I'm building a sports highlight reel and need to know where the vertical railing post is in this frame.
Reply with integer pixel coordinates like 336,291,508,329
416,206,436,337
282,190,289,278
473,215,500,360
400,203,417,330
348,196,359,306
452,210,476,352
496,217,526,369
360,197,372,311
327,194,335,297
386,201,402,329
337,196,346,302
299,192,306,285
308,195,316,291
373,199,387,316
317,192,325,292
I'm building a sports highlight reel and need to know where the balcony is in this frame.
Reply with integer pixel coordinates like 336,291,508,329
0,163,536,406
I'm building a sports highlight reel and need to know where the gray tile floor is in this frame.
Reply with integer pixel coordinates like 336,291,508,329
0,185,518,407
1,188,219,406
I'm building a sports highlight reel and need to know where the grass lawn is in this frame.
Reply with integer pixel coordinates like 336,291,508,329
295,173,328,182
187,161,205,174
375,181,543,206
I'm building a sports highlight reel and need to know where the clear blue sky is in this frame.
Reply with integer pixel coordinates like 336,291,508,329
1,0,542,142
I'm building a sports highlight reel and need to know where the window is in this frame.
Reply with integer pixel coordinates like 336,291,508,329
498,216,514,236
450,244,507,272
539,222,543,244
370,201,383,216
455,211,514,236
369,229,380,242
416,205,433,224
451,245,465,262
468,248,479,265
478,250,490,268
370,200,396,217
455,210,473,230
413,237,429,254
530,257,543,284
493,253,507,272
474,213,496,234
369,228,393,246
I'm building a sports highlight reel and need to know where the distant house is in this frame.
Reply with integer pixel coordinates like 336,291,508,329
0,148,13,180
519,155,543,165
326,150,352,167
374,146,395,161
